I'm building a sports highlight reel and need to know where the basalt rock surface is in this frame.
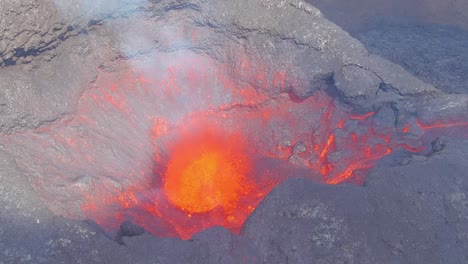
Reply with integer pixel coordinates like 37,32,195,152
304,0,468,32
0,0,467,263
244,138,468,264
356,17,468,94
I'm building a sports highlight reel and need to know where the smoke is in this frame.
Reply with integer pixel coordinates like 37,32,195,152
10,0,465,240
52,0,145,18
51,0,204,120
51,0,159,62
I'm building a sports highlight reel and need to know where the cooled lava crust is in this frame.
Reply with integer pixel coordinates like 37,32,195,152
1,0,467,241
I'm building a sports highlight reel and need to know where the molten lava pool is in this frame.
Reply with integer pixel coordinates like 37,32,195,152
4,49,468,240
164,128,251,214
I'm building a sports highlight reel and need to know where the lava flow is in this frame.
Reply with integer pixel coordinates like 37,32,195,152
3,48,468,240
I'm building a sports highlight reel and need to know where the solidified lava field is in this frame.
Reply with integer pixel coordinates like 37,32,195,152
1,1,468,263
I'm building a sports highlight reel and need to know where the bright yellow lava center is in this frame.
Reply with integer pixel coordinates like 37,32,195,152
164,146,245,214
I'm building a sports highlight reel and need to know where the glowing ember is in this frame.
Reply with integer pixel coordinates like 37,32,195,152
164,127,251,214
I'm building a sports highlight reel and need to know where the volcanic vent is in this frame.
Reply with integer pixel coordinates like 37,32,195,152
1,0,467,244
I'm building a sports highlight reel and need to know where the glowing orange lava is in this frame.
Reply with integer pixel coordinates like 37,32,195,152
164,128,251,214
5,46,468,241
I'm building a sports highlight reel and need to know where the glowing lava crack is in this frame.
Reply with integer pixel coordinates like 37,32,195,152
164,129,251,214
4,49,468,241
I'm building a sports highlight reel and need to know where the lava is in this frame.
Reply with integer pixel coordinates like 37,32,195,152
164,126,252,214
3,46,468,240
416,119,468,130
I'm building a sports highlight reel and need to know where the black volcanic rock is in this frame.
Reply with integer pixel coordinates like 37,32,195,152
356,17,468,94
2,0,466,136
243,138,468,264
0,0,467,263
242,178,373,264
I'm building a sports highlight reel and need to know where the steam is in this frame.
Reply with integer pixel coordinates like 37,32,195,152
51,0,145,18
51,0,204,121
5,0,465,240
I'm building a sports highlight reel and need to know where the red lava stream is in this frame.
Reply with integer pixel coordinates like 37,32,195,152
4,50,468,240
